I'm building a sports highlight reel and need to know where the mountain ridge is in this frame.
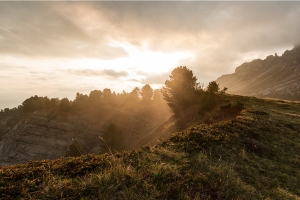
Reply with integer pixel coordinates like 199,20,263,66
217,45,300,100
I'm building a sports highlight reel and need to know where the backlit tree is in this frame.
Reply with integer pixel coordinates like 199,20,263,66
161,66,198,116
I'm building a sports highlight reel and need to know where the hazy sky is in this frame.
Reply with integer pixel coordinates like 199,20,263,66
1,1,300,109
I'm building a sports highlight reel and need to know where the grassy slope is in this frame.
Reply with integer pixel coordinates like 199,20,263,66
0,95,300,199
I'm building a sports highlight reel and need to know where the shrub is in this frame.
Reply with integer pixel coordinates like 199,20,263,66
66,140,82,157
198,92,217,115
232,100,244,109
100,123,125,154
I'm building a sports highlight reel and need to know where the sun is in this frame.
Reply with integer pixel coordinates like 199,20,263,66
109,42,193,74
61,42,192,77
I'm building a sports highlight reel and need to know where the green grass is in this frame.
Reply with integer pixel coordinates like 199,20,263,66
1,94,300,199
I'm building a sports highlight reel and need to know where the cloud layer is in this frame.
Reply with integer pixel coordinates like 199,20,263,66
2,2,300,58
1,2,300,108
69,69,129,78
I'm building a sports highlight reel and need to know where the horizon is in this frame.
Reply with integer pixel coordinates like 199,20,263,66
1,1,300,109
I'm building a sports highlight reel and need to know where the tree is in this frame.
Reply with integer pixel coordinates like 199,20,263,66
4,108,10,114
50,98,59,108
59,98,70,111
161,66,199,116
101,123,125,154
66,139,82,157
128,87,140,102
206,81,220,93
102,88,117,105
72,92,89,110
22,95,50,112
153,89,164,104
141,84,154,102
89,90,103,105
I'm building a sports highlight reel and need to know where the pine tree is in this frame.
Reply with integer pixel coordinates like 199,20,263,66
141,84,154,102
161,66,198,116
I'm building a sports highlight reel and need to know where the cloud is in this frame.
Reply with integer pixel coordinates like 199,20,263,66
103,69,129,78
0,2,128,59
85,2,300,52
0,62,27,71
2,1,300,61
76,1,300,82
139,71,171,85
69,69,129,78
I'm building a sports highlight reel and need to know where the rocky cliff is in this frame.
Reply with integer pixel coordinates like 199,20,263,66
216,46,300,100
0,105,171,166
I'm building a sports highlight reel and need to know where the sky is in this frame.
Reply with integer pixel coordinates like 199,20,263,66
1,1,300,109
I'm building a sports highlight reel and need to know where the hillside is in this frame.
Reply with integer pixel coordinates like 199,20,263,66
1,94,299,199
0,103,171,166
217,46,300,100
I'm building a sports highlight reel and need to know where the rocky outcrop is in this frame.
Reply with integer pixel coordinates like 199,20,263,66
0,110,101,166
0,105,171,166
216,46,300,100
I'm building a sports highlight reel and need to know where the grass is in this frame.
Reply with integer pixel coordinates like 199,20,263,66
0,94,300,199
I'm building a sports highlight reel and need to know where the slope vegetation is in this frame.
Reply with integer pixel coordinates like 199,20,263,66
1,95,300,199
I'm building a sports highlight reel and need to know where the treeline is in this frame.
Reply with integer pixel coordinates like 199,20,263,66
0,84,165,116
0,106,24,129
1,66,227,121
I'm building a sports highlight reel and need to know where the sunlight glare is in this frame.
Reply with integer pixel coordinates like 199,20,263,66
109,42,193,73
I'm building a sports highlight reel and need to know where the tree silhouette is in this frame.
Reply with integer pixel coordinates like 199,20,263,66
101,123,125,153
22,95,50,112
59,98,70,111
153,89,164,104
129,87,140,101
207,81,220,93
89,90,103,105
102,88,117,105
162,66,198,116
141,84,154,102
72,93,89,110
50,98,59,108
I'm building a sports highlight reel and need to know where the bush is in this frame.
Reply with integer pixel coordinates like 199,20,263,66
100,123,125,154
232,101,244,109
66,140,82,157
220,87,228,95
198,92,217,115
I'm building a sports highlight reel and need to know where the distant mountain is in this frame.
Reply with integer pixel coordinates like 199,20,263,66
217,46,300,100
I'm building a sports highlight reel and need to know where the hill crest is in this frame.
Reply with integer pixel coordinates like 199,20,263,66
1,94,300,199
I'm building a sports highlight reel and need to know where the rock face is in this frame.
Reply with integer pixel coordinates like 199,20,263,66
216,46,300,100
0,105,171,166
0,110,102,166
